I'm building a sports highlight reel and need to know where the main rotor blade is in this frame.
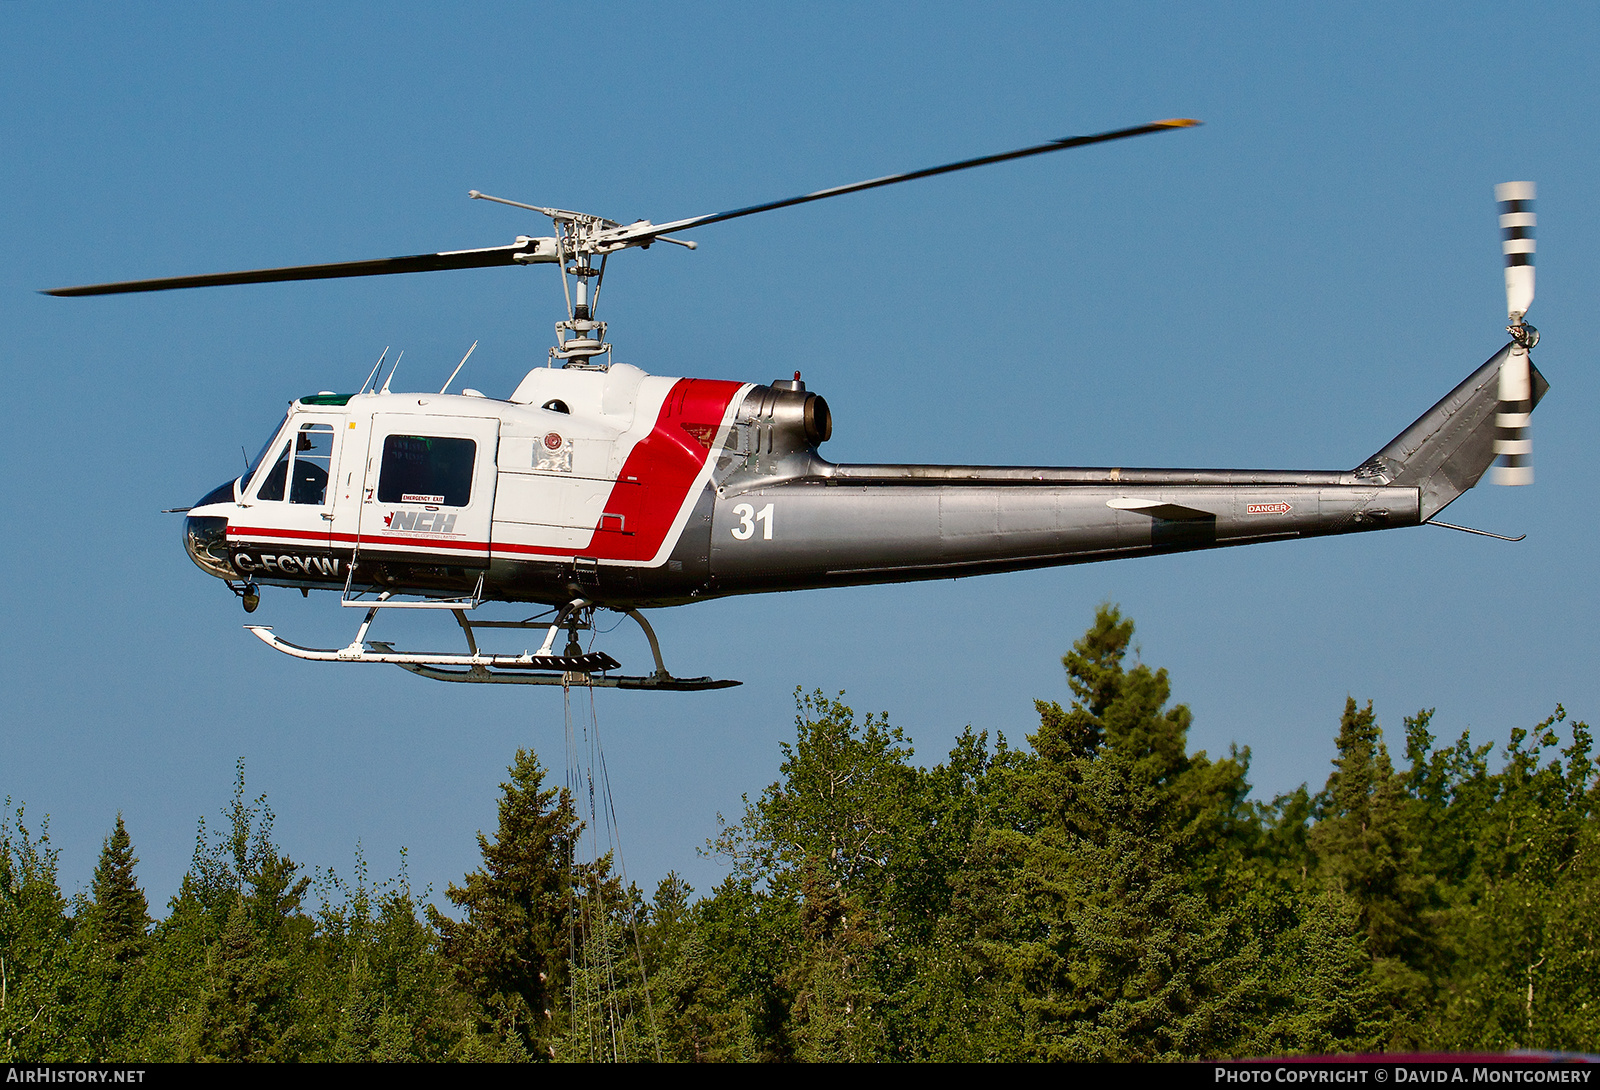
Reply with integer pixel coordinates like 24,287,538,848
46,119,1200,295
614,118,1201,244
43,239,557,297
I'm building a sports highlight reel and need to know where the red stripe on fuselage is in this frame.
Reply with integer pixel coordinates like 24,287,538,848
585,377,743,562
229,526,489,554
228,525,328,542
469,376,743,562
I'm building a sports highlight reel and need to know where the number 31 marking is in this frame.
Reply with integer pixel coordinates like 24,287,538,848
731,502,775,541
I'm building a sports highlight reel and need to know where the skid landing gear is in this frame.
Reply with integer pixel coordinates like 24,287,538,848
244,599,739,690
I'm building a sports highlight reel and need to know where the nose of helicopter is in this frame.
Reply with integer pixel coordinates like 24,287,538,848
184,477,241,580
183,513,236,580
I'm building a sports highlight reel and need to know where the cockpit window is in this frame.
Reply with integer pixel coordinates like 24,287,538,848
289,424,334,504
249,420,335,504
194,478,239,508
254,444,291,501
241,412,290,495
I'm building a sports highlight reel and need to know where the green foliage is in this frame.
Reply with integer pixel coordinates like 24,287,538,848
557,861,659,1063
0,801,77,1061
683,604,1400,1062
0,764,467,1062
713,690,916,903
158,762,315,1061
310,848,465,1061
1306,699,1432,1042
3,606,1598,1062
642,873,747,1061
1411,708,1600,1052
706,691,917,1060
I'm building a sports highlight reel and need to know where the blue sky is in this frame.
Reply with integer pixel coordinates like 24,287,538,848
3,3,1597,907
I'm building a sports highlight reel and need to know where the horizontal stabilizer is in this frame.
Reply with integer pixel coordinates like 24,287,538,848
1107,498,1214,520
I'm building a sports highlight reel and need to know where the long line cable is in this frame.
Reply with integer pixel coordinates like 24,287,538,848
553,621,663,1061
580,690,627,1061
563,674,630,1061
588,683,663,1060
561,681,584,1058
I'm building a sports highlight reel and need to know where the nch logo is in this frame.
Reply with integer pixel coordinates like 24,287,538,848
384,511,460,533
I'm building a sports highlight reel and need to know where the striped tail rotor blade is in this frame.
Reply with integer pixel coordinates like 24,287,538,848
1493,348,1533,485
1493,181,1536,486
1496,180,1535,319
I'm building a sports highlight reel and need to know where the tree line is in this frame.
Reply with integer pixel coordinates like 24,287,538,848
2,605,1596,1061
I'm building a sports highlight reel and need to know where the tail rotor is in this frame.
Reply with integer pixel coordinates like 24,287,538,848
1493,181,1538,486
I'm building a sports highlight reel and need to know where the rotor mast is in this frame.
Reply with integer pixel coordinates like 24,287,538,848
468,191,705,368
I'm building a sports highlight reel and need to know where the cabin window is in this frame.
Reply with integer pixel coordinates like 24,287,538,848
377,435,475,507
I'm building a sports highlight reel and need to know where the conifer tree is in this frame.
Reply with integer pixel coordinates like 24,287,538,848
88,815,150,966
559,861,657,1062
311,848,466,1061
1031,604,1253,877
73,815,154,1059
177,897,302,1061
430,749,579,1060
1310,697,1432,1028
643,874,746,1061
955,604,1366,1060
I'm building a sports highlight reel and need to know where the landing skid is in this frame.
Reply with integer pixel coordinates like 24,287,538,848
374,656,738,690
244,599,740,690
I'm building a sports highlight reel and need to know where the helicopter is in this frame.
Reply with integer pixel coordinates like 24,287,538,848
45,120,1545,690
